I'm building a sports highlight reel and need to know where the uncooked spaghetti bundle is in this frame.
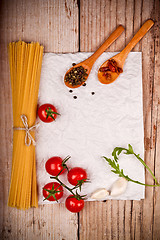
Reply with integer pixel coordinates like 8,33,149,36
8,41,43,210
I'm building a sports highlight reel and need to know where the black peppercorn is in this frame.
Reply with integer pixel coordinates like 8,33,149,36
73,96,77,99
69,90,73,93
65,65,88,86
91,92,95,95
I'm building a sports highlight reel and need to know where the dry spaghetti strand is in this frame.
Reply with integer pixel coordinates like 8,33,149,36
8,41,43,210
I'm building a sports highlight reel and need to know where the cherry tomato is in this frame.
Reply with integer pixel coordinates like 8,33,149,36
43,182,63,201
45,156,66,176
67,167,87,186
38,103,59,123
65,195,84,213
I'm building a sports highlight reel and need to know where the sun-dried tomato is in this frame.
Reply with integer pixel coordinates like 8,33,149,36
117,67,123,73
108,62,116,72
99,59,123,80
103,72,111,80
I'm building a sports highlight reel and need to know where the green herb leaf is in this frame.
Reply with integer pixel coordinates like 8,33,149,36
61,156,70,172
112,147,125,161
45,107,60,120
103,144,160,187
128,144,134,153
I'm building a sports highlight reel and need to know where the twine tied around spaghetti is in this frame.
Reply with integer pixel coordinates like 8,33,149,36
14,115,40,146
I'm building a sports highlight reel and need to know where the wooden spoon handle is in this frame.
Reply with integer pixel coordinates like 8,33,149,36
120,19,154,61
84,25,124,67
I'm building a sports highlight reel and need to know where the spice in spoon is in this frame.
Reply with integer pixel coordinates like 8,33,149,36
65,65,88,87
99,59,123,80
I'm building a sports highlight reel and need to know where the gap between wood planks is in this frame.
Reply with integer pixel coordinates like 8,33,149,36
77,1,81,239
77,0,81,52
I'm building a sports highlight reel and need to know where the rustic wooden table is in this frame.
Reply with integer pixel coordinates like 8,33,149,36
0,0,160,239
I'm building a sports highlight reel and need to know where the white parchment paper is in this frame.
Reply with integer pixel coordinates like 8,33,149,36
36,52,145,204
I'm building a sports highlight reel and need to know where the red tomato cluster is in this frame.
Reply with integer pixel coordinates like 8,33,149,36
39,104,87,212
43,156,87,213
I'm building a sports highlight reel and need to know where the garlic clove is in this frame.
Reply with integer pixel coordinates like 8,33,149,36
91,188,109,200
110,177,128,197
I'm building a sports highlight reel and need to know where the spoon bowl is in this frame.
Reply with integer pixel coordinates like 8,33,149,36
98,19,154,85
98,55,123,84
64,25,124,88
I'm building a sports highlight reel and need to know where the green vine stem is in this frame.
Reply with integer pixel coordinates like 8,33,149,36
52,176,75,195
50,175,86,200
50,157,87,200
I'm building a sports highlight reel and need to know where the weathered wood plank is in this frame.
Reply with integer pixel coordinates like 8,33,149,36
130,1,143,239
80,1,115,239
152,0,160,239
79,0,160,240
80,0,114,52
141,0,156,239
0,0,78,239
113,1,126,239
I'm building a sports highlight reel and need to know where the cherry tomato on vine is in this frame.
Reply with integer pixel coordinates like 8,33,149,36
38,103,60,123
67,167,87,186
65,195,84,213
43,182,63,201
45,156,66,176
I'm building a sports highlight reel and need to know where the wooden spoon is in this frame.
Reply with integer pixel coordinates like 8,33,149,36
64,25,124,88
98,19,154,84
